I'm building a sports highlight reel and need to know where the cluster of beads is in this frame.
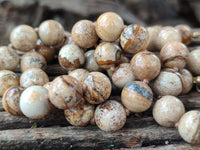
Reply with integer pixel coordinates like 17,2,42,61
1,12,200,144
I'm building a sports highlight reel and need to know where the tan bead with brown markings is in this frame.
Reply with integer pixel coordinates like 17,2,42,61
187,49,200,75
95,12,124,42
177,69,193,94
10,25,37,52
153,96,185,127
178,110,200,144
20,51,47,72
156,26,181,50
112,63,135,88
64,101,95,127
83,72,112,104
152,70,182,96
147,25,162,51
20,68,49,88
94,42,121,69
160,41,189,69
48,75,84,109
94,100,126,131
2,86,24,116
58,44,85,71
0,46,19,71
175,24,192,45
130,50,161,81
120,24,149,54
0,70,19,96
38,20,64,46
121,81,153,113
72,20,98,48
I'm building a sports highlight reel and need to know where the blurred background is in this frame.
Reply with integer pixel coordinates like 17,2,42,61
0,0,200,45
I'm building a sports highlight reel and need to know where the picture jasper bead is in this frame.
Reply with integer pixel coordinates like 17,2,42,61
153,96,185,127
20,68,49,88
178,110,200,144
72,20,98,48
177,69,193,94
20,86,52,119
147,26,162,51
95,12,124,42
0,46,19,71
58,44,85,71
121,81,153,113
2,86,24,116
156,26,181,50
64,101,95,127
83,72,112,104
10,25,37,52
160,41,189,69
152,70,182,96
20,51,47,72
175,25,192,45
95,100,126,132
94,42,121,69
187,49,200,75
112,63,135,88
38,20,64,46
130,50,161,81
120,24,149,54
48,75,84,109
0,70,19,96
84,50,102,72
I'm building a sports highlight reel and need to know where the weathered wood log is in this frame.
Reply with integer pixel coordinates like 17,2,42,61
0,121,182,150
134,144,200,150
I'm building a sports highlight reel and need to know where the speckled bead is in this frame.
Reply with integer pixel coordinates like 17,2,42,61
160,41,189,69
72,20,98,48
130,50,161,81
0,46,19,71
152,70,182,96
2,86,24,116
94,100,126,132
84,50,102,72
156,26,181,50
20,85,52,119
94,42,121,69
121,81,153,112
48,75,84,109
95,12,124,42
38,20,64,46
68,69,89,83
20,51,47,72
20,68,49,88
58,44,85,71
178,110,200,144
0,70,19,96
187,49,200,75
120,24,150,54
83,72,112,104
64,101,95,127
10,25,37,52
112,63,135,88
153,96,185,127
